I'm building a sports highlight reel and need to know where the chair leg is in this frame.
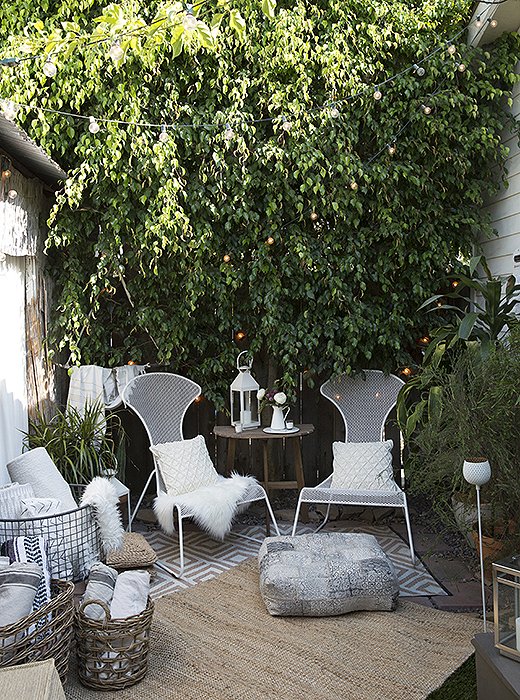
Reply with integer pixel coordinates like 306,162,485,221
129,470,155,528
291,494,304,536
315,503,332,533
154,505,185,579
263,495,280,536
402,495,416,566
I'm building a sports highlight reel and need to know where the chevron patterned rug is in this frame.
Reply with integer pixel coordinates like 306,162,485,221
143,521,446,599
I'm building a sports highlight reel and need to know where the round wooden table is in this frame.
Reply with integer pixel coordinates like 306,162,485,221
213,424,315,493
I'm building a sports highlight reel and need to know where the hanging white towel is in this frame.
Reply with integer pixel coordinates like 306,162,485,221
67,364,146,414
109,570,150,619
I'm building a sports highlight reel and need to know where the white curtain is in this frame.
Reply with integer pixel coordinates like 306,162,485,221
0,254,28,484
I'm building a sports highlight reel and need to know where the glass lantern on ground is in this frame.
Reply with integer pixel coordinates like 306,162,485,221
230,351,260,430
493,556,520,661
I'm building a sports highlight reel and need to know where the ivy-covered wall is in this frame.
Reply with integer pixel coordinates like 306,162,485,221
0,0,518,404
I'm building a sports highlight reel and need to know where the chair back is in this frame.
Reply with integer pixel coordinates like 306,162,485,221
121,372,201,446
320,370,404,442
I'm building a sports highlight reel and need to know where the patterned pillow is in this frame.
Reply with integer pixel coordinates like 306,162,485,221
0,482,35,519
331,440,399,491
150,436,220,496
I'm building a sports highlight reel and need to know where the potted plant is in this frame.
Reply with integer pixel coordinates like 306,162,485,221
24,401,126,485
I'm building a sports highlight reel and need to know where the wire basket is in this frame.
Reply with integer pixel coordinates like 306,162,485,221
0,486,101,582
75,597,154,690
0,580,75,684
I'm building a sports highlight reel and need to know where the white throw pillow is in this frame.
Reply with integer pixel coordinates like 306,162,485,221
150,436,220,496
0,482,35,519
331,440,399,491
19,497,63,518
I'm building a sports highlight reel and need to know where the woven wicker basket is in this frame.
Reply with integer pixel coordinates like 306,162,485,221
0,580,75,684
75,597,154,690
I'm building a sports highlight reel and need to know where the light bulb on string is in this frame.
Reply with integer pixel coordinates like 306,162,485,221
373,88,382,101
281,116,292,132
88,116,100,134
224,123,234,141
1,100,18,121
447,42,457,56
422,104,432,115
350,180,359,191
388,143,396,156
235,330,246,341
7,189,18,200
329,103,340,118
489,18,498,28
109,39,124,62
475,15,483,28
266,236,275,245
412,64,425,78
223,254,231,263
456,62,466,73
183,4,198,31
310,211,318,222
401,367,412,377
158,125,169,143
43,57,57,78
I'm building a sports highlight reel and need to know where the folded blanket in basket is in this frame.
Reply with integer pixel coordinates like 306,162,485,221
110,570,150,619
81,562,118,620
0,562,42,627
1,536,51,610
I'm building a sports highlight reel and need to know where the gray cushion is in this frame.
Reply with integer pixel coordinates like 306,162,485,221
258,532,399,617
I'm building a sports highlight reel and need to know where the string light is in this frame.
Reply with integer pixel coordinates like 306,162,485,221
456,62,466,73
350,180,359,191
109,39,124,62
266,236,275,245
7,189,18,200
88,116,100,133
418,336,431,345
183,4,198,31
224,123,234,141
401,367,413,377
373,88,382,101
422,104,432,115
235,330,246,341
310,211,318,221
489,18,498,28
42,57,57,78
388,143,396,155
223,254,231,263
451,280,460,288
281,116,292,132
329,103,340,118
412,64,425,77
447,42,457,55
158,124,169,143
194,394,204,403
475,15,483,28
1,100,18,120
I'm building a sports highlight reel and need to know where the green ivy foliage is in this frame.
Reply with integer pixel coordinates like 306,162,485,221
0,0,518,405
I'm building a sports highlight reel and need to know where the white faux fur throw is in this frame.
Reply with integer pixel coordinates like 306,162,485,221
154,473,257,541
80,477,125,554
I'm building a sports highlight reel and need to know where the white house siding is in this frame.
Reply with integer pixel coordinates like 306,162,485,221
478,55,520,280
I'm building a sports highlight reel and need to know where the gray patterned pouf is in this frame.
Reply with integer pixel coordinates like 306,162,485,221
258,532,399,617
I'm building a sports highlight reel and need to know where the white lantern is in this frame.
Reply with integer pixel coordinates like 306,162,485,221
230,351,260,430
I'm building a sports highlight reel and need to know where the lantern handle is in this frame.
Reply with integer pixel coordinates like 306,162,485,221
237,350,253,372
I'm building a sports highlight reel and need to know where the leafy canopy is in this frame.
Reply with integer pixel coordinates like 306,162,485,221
0,0,518,404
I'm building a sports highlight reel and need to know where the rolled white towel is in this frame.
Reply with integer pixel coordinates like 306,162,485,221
110,570,150,619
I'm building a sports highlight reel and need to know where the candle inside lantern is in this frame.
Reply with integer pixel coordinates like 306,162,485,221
242,410,252,424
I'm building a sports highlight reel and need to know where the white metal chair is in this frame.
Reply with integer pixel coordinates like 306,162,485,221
122,372,279,576
291,370,415,564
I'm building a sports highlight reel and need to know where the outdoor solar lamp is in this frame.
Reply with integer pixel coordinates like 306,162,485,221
230,351,260,431
492,556,520,662
463,457,491,631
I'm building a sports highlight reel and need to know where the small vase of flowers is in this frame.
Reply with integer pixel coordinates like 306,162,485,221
258,386,290,430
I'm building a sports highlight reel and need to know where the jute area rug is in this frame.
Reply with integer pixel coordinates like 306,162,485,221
65,560,479,700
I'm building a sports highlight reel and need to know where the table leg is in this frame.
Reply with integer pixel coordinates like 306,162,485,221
226,438,236,476
292,438,309,522
263,442,271,536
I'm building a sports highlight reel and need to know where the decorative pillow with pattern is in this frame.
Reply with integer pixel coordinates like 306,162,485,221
0,482,35,519
150,436,220,496
331,440,399,491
